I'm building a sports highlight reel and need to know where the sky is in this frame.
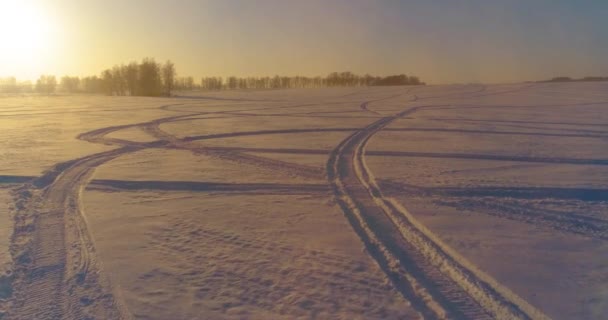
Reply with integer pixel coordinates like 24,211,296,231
1,0,607,84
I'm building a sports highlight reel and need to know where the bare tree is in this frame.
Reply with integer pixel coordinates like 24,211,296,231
123,62,139,95
161,60,176,96
0,77,18,93
138,58,162,96
101,69,113,95
82,76,103,93
60,76,80,93
227,76,238,90
35,75,57,95
112,66,126,96
75,58,426,96
184,76,194,90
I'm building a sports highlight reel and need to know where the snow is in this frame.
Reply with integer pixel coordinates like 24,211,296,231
1,82,607,319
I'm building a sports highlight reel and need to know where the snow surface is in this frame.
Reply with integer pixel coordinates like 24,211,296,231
1,82,607,319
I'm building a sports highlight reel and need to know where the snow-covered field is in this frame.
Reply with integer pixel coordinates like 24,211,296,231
1,83,607,319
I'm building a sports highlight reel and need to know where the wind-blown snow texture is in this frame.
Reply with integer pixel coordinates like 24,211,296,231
1,83,607,319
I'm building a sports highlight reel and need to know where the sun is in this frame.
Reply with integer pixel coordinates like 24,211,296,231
0,0,57,79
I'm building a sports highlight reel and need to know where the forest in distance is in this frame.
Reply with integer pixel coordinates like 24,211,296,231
538,76,608,83
0,58,425,97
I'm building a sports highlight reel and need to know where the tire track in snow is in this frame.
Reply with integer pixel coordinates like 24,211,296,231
327,100,550,319
5,85,556,319
433,197,608,241
9,147,139,320
142,121,330,180
7,98,357,319
7,103,199,320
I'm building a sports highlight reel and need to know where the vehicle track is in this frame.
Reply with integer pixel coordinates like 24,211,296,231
7,103,205,320
190,146,608,167
5,98,366,318
9,147,139,320
5,85,555,319
367,151,608,166
87,179,330,195
382,127,608,139
327,99,550,319
142,120,329,180
434,198,608,241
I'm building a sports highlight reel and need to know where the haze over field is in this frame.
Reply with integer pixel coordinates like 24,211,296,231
1,0,608,83
1,1,608,320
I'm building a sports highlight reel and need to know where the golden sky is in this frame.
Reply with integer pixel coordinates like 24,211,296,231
1,0,607,83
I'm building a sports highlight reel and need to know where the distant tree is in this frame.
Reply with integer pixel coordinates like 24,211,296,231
175,76,195,91
197,72,425,91
123,62,139,95
161,60,176,96
270,76,280,89
238,78,247,89
77,58,427,95
201,77,224,90
581,76,608,82
138,58,162,96
227,76,238,90
112,65,126,96
0,77,18,93
549,76,573,82
215,77,224,90
371,74,424,86
60,76,80,93
362,74,374,86
409,75,422,85
184,76,194,90
35,75,57,95
82,76,103,93
21,81,33,93
538,76,608,83
101,69,114,95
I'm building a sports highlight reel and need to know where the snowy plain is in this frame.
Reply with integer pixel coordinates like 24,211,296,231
1,83,607,319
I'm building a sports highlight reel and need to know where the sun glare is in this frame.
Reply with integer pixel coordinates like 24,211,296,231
0,0,57,78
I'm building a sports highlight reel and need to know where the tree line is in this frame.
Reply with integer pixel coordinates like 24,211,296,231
76,58,176,96
1,58,425,96
0,76,60,95
539,76,608,83
201,72,424,90
1,58,176,96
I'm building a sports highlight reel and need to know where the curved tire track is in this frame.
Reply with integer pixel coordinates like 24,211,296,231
7,99,349,319
6,86,555,319
9,147,139,320
7,103,198,320
327,100,550,319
